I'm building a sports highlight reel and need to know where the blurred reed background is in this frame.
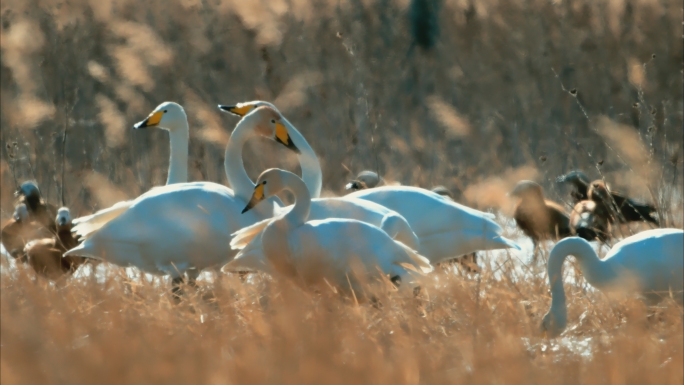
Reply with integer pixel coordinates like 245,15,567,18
0,0,681,220
0,0,682,383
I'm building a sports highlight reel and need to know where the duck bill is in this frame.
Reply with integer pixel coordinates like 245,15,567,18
241,184,265,214
274,122,300,154
218,104,254,117
134,111,163,129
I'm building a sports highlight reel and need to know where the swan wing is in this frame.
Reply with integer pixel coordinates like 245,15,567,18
602,229,684,295
71,200,133,240
65,183,265,275
346,186,518,261
230,217,275,250
289,220,428,283
347,185,502,236
222,232,273,273
305,197,420,250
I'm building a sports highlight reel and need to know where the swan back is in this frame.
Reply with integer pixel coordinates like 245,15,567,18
347,185,500,237
229,169,432,296
603,229,683,295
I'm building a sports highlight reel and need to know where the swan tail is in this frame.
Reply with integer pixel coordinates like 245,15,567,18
230,217,273,250
222,235,271,274
393,241,433,274
72,201,132,240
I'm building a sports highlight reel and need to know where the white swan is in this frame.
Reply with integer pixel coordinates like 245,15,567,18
542,229,684,337
219,101,322,198
221,101,519,264
64,106,297,288
71,102,189,240
223,169,433,297
346,186,520,264
218,102,420,257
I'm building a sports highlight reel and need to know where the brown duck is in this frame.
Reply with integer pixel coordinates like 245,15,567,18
510,180,572,248
24,207,87,280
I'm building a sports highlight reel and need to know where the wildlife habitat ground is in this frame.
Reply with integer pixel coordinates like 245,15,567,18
0,0,682,383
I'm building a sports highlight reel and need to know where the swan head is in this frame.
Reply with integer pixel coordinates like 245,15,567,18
15,181,41,200
345,170,381,191
556,170,590,188
240,106,301,154
218,100,277,117
241,168,287,214
508,180,544,200
541,308,567,339
13,203,29,222
134,102,187,132
55,207,71,229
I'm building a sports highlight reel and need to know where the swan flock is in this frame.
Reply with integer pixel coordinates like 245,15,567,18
4,100,682,338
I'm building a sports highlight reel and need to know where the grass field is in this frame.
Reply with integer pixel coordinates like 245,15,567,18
1,0,682,383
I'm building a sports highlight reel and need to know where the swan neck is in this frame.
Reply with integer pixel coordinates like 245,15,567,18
225,121,257,202
283,117,322,199
166,124,189,184
548,238,613,315
281,172,311,227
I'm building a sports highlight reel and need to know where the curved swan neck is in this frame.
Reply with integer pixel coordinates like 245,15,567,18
166,124,189,184
548,238,614,315
282,117,322,199
280,172,311,227
225,121,258,202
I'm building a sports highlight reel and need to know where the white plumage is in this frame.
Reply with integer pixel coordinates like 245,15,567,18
64,106,293,279
72,102,190,240
224,169,432,297
542,228,684,337
346,186,520,264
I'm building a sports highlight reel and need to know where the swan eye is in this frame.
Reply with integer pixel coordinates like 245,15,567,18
263,181,267,185
271,119,276,124
163,110,168,113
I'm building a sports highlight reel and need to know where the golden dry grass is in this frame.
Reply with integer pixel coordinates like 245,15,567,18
2,258,683,385
0,0,682,383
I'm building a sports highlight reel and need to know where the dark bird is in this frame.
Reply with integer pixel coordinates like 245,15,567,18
588,180,659,225
556,170,591,204
509,180,572,252
431,185,453,199
345,170,383,191
24,207,87,280
15,181,59,234
1,203,49,260
569,200,611,242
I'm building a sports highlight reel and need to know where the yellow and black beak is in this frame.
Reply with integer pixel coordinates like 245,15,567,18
218,104,254,117
242,183,266,214
274,122,301,154
134,110,163,129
